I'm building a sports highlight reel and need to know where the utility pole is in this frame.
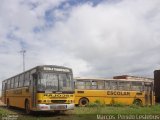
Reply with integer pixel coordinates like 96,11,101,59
20,49,26,72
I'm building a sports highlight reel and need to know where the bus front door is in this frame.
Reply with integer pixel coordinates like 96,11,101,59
30,74,37,108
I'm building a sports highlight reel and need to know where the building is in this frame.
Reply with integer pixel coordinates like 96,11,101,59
154,70,160,102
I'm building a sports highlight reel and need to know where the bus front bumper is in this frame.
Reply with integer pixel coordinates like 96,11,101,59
36,104,74,111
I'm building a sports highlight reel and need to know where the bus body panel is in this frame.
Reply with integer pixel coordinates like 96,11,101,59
75,89,145,105
74,78,155,106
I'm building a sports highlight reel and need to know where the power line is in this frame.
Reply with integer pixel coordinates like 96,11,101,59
20,49,26,72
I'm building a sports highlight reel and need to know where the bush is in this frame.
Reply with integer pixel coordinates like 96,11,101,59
129,104,140,108
111,102,125,107
87,99,105,107
87,103,99,107
109,99,125,107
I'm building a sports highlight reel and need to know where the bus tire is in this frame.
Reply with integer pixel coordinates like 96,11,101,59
25,100,31,114
79,98,89,107
7,99,10,108
133,99,142,106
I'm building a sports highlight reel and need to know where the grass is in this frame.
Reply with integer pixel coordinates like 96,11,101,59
0,106,74,120
75,104,160,114
73,104,160,120
1,104,160,120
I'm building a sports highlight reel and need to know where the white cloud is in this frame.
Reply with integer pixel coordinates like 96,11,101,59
0,0,66,78
0,0,160,89
49,0,160,77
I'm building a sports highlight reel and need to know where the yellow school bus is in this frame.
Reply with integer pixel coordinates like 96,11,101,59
1,65,74,113
74,77,155,106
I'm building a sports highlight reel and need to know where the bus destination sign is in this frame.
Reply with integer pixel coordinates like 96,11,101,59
43,67,70,72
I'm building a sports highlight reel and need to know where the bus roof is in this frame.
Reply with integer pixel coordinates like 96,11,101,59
74,77,153,83
113,75,153,80
2,65,72,82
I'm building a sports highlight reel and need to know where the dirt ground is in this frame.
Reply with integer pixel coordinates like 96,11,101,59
0,100,79,120
0,106,76,120
0,100,5,106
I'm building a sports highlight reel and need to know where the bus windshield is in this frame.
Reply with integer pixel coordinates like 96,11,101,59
37,73,73,92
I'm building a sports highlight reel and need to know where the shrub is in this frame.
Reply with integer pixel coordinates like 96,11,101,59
109,99,125,107
87,99,105,107
111,102,125,107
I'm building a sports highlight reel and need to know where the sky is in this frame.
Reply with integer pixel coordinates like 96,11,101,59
0,0,160,88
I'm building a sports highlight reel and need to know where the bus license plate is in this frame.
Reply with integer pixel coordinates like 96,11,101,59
50,105,66,110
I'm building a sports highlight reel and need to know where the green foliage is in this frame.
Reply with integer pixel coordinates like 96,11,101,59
75,104,160,115
94,99,101,104
87,102,99,107
110,102,126,107
1,104,160,120
110,98,115,105
129,103,141,108
109,99,125,107
87,99,105,107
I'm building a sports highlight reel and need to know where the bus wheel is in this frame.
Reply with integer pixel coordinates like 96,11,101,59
79,98,89,107
133,99,142,106
7,99,10,108
25,100,31,114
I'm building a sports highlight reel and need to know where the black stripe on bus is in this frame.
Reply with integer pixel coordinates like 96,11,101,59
37,91,74,94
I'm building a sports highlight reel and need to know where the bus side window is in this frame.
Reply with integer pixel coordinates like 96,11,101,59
105,81,110,90
131,82,143,91
85,81,91,89
92,81,97,89
19,74,24,87
7,79,11,89
15,76,19,88
110,81,118,90
2,81,5,91
24,72,30,86
97,81,104,89
118,81,131,91
11,78,14,89
77,81,85,89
